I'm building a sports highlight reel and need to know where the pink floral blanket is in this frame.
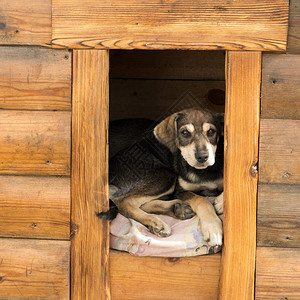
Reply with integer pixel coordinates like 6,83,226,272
110,213,222,257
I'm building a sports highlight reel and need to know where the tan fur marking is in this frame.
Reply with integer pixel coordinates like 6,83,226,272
178,177,218,192
112,183,176,237
203,122,217,133
181,123,195,133
178,192,223,246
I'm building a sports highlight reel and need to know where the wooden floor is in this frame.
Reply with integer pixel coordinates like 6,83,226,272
110,250,221,300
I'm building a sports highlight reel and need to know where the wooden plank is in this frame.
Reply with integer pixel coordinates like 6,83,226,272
52,0,289,51
110,50,225,80
0,175,70,240
219,52,261,300
0,238,70,299
0,0,51,46
0,47,71,111
259,119,300,184
0,110,71,176
261,54,300,119
110,250,221,300
256,247,300,299
110,79,225,121
72,50,110,299
287,0,300,53
257,184,300,248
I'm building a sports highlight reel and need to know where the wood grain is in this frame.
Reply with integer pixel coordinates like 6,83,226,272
287,0,300,53
0,47,71,111
110,50,225,80
219,52,261,300
110,79,225,121
257,184,300,248
259,119,300,184
0,238,70,299
0,0,51,46
0,175,70,240
72,50,110,299
52,0,288,51
0,110,71,176
261,54,300,119
256,247,300,300
110,250,221,300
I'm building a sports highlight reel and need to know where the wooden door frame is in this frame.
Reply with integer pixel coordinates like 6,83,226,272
70,50,261,300
71,50,110,299
219,51,261,299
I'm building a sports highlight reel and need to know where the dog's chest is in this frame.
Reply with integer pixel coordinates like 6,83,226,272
178,171,222,194
178,177,218,192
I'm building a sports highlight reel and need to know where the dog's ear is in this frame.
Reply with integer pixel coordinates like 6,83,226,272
214,113,224,136
154,112,184,152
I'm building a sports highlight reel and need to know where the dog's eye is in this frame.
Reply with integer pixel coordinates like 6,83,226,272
181,129,191,138
207,129,216,137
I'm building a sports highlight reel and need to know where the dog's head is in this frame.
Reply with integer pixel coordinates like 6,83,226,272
154,109,223,169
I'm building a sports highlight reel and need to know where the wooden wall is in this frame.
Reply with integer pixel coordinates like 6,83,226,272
255,3,300,297
0,47,71,299
256,53,300,299
109,50,225,121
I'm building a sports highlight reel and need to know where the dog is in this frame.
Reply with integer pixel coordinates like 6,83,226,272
98,108,223,247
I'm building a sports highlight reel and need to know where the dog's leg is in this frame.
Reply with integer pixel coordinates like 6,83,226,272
214,192,223,215
140,199,195,220
178,192,223,247
113,194,173,237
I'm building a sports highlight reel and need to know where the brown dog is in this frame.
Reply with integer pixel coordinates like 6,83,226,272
100,109,223,247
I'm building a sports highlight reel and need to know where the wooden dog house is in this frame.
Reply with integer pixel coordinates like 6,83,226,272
0,0,299,299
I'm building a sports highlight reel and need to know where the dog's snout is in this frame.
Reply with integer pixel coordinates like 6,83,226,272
195,151,209,163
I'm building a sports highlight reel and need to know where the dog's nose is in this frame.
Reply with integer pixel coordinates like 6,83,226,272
195,151,209,163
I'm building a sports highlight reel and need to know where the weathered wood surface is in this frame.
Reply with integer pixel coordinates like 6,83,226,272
0,238,70,299
110,50,225,80
256,247,300,299
287,0,300,52
257,184,300,248
261,54,300,119
110,250,221,300
52,0,288,51
0,175,70,239
0,0,51,46
0,110,71,176
110,80,225,120
0,47,71,111
219,52,261,300
72,50,110,299
259,119,300,184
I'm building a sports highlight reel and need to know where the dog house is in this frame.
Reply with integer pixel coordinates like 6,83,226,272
0,0,299,299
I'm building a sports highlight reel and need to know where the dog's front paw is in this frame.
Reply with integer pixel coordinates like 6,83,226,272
173,201,196,220
200,216,223,247
214,193,223,215
148,219,171,237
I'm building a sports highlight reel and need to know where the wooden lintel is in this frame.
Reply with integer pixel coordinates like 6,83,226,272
52,0,288,51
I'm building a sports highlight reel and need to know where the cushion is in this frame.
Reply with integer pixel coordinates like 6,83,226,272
110,213,222,257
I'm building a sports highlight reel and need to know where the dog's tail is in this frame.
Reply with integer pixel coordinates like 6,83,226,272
96,199,119,220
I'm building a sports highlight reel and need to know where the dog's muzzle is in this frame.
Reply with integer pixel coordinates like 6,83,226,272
195,151,209,163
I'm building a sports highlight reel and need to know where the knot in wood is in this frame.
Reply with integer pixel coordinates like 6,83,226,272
168,257,180,263
250,164,258,178
70,223,79,239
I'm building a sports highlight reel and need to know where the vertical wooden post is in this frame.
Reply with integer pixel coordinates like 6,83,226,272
219,51,261,300
71,50,110,299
